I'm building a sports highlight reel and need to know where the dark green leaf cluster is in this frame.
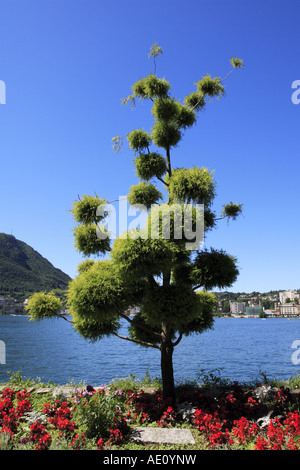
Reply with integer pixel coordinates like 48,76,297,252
179,291,216,336
71,195,112,258
142,284,201,329
190,248,239,291
151,98,196,150
77,259,95,274
152,98,196,128
127,129,152,152
221,202,243,220
151,120,182,150
72,314,121,342
127,182,162,209
73,224,111,257
111,234,184,278
134,152,167,181
128,312,162,347
230,57,244,69
195,74,225,98
72,195,107,224
131,74,171,100
184,92,206,111
166,167,216,205
146,203,204,247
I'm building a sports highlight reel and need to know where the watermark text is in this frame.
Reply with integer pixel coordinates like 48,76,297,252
291,80,300,104
291,340,300,365
0,340,6,364
96,198,204,250
0,80,6,104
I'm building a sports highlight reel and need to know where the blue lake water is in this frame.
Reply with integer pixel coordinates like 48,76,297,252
0,315,300,386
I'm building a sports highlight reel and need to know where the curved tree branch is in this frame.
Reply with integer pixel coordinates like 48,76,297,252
112,331,160,349
172,333,183,347
156,175,169,187
56,312,74,323
119,312,162,339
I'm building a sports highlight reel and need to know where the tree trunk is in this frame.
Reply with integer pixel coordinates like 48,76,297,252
160,327,175,401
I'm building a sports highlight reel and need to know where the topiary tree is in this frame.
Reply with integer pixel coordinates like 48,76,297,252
26,45,244,400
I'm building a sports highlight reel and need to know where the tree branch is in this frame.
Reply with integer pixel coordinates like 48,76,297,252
192,284,202,291
191,91,207,111
119,312,162,339
172,333,183,347
156,175,169,187
220,68,235,83
56,313,74,323
112,331,160,349
147,275,159,289
166,147,172,177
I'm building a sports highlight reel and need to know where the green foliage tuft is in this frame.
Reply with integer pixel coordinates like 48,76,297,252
68,261,129,323
128,312,162,347
196,74,225,99
73,224,111,257
190,248,239,290
176,103,197,129
221,202,243,220
72,313,121,342
71,195,107,224
148,42,163,60
146,203,204,248
77,259,95,274
134,152,167,181
166,167,216,206
127,182,162,209
25,291,62,322
179,291,216,335
131,74,171,100
127,129,152,152
203,208,217,231
152,98,196,133
112,135,124,153
230,57,244,69
152,97,179,122
184,92,206,111
151,120,182,150
142,284,211,330
111,234,185,279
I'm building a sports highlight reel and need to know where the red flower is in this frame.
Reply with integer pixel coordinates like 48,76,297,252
30,421,52,450
97,438,105,450
232,417,258,444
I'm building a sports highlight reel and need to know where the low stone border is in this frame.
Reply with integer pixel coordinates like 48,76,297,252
131,427,195,445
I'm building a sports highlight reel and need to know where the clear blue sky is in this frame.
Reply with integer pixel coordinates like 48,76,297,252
0,0,299,294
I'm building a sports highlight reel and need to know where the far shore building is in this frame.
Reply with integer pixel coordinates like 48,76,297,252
0,296,25,315
245,306,263,317
279,304,300,316
279,290,299,305
230,301,246,314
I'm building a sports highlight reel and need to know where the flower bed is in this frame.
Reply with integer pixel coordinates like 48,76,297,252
0,378,300,450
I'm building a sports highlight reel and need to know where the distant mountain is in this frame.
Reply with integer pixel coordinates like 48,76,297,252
0,233,72,300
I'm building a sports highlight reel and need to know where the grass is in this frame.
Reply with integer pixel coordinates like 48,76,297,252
1,370,300,450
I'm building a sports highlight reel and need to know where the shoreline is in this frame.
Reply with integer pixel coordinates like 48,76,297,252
1,312,300,319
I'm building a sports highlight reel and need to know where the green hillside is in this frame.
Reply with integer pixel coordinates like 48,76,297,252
0,233,72,301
